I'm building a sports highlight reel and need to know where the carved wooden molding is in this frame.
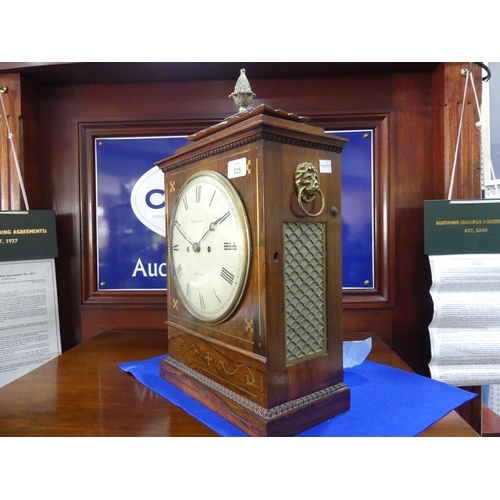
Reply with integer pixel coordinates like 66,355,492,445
164,355,346,420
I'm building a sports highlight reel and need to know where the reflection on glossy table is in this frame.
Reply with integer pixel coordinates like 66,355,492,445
0,330,478,437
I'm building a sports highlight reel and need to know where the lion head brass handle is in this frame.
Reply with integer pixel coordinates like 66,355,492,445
294,162,325,217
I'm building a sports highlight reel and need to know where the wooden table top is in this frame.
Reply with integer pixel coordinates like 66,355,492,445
0,330,478,437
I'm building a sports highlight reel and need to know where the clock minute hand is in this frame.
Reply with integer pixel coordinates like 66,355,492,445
174,220,196,248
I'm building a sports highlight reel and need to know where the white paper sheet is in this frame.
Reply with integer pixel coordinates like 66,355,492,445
0,259,61,388
428,254,500,386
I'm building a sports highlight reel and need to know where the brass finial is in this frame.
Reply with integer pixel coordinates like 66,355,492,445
229,69,256,113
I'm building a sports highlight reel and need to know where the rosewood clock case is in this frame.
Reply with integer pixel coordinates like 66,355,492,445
157,105,350,436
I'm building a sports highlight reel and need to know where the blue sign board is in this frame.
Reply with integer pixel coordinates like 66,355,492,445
96,136,189,290
328,130,374,289
95,131,374,291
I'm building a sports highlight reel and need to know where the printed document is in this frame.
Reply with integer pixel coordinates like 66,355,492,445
0,259,61,388
428,254,500,386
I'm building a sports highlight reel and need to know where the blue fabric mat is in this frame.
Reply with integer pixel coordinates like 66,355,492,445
119,355,476,437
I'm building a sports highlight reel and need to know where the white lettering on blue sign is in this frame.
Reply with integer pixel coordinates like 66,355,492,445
132,258,167,278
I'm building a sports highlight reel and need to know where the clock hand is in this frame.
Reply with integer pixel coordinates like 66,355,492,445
173,221,197,251
197,223,217,247
197,212,229,247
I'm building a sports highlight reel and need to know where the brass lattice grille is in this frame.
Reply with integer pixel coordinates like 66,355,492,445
284,222,327,365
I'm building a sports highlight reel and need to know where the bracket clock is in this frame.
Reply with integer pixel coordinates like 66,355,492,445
157,76,350,436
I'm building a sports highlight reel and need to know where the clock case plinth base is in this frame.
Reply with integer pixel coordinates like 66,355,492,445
160,355,350,437
158,104,350,437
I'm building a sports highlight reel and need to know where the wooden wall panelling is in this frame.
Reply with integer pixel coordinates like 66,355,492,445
38,85,83,349
18,77,40,211
0,74,39,211
0,75,22,210
433,62,483,200
390,73,435,374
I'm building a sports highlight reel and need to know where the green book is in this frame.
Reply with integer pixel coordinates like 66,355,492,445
0,210,58,262
424,200,500,255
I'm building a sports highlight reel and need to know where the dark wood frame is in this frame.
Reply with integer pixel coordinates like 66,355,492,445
315,113,392,308
79,115,391,316
79,120,218,306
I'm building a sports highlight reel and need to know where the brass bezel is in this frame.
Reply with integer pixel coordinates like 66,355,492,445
168,170,251,325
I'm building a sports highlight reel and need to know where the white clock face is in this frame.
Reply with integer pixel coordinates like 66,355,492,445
169,170,251,324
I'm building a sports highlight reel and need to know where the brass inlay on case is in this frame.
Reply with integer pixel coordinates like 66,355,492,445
170,336,258,397
284,222,327,365
244,318,254,334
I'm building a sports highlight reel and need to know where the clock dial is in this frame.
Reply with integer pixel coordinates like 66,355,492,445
169,170,251,324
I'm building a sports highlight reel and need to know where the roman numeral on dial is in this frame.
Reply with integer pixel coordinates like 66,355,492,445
209,190,216,207
221,267,235,285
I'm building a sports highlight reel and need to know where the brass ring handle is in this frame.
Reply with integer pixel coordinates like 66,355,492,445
297,185,325,217
294,162,325,217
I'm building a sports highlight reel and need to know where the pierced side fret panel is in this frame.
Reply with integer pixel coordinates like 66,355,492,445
284,222,327,366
